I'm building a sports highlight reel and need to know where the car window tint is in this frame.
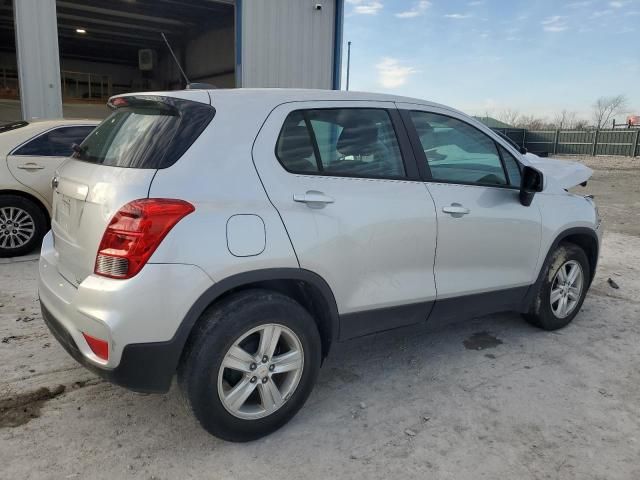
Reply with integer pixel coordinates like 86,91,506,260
14,126,95,157
498,144,522,187
275,111,320,173
409,111,507,186
276,108,406,179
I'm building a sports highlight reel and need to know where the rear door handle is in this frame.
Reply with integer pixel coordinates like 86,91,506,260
293,191,335,207
17,163,45,171
442,204,470,216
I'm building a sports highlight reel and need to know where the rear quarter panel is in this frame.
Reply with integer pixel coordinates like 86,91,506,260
148,95,299,280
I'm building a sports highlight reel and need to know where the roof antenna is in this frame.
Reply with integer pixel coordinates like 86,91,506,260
160,33,216,90
161,32,189,85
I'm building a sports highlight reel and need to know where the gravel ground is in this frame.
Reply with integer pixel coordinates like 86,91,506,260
1,155,639,480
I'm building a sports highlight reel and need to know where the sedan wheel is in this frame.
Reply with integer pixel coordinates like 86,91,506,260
0,206,36,250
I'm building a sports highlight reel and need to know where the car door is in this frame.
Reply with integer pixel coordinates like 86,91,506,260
398,104,542,318
252,101,438,339
7,125,95,207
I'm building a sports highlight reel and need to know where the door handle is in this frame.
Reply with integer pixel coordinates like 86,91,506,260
293,191,335,207
17,163,45,171
442,204,470,216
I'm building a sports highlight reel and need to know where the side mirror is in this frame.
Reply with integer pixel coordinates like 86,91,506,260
519,166,543,207
519,146,528,154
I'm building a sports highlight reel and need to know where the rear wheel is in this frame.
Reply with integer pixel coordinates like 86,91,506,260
178,289,321,442
523,243,590,330
0,195,47,257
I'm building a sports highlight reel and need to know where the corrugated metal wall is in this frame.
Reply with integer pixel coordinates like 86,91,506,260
241,0,336,89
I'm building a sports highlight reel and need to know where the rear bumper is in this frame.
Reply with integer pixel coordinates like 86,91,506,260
38,231,214,392
41,301,179,392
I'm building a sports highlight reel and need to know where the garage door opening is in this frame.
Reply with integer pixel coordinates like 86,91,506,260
1,0,236,121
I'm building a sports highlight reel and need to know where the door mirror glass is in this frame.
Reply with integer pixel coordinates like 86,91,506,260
519,166,543,206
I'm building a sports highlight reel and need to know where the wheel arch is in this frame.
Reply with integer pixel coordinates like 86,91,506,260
177,268,340,363
553,228,599,284
521,226,599,311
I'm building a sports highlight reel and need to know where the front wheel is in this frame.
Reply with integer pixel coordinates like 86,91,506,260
523,243,590,330
178,290,321,441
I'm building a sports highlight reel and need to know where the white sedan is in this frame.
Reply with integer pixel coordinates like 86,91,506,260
0,119,99,256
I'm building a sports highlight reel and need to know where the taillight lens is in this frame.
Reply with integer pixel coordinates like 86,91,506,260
95,199,195,279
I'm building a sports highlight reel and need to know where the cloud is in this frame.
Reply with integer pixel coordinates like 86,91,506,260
395,0,431,18
565,1,593,7
591,9,613,17
468,0,484,5
541,15,568,32
609,1,629,7
346,0,383,15
444,13,472,19
376,58,416,88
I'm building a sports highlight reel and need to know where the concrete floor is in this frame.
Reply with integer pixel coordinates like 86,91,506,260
1,156,639,480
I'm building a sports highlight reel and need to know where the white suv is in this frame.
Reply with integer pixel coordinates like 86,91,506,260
38,89,602,441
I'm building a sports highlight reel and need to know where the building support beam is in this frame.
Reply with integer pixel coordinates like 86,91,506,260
14,0,63,120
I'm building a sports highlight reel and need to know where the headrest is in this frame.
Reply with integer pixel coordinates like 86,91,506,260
336,120,379,156
278,125,314,162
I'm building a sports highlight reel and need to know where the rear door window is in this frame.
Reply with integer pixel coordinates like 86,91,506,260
276,108,406,179
74,97,215,169
13,126,95,157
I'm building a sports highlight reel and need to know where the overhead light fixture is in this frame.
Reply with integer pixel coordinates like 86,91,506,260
76,28,87,34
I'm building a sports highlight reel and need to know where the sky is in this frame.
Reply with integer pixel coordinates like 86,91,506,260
342,0,640,122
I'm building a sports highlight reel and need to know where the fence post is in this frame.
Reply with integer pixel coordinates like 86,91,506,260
553,129,560,154
633,129,639,158
522,129,527,149
592,129,599,156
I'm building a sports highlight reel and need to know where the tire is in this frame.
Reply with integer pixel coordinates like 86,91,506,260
178,289,322,442
0,195,48,258
523,242,590,330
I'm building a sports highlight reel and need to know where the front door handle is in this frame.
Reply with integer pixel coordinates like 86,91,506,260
17,163,45,171
293,191,335,207
442,204,470,216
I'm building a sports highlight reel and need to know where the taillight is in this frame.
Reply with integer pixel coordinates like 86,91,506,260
95,199,195,279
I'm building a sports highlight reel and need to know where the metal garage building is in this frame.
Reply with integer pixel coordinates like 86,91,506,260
0,0,344,121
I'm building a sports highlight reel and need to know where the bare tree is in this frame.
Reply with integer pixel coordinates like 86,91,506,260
516,115,548,130
552,110,578,129
592,94,628,129
497,109,520,127
573,119,590,130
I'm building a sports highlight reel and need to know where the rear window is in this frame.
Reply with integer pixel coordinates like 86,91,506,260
73,96,214,169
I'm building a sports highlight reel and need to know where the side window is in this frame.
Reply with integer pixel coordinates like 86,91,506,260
498,144,522,187
409,111,507,186
14,126,95,157
276,108,406,178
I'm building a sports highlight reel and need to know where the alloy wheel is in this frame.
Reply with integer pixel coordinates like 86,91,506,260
0,206,35,250
217,323,304,420
550,260,584,319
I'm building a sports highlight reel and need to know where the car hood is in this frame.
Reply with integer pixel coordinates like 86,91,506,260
523,153,593,189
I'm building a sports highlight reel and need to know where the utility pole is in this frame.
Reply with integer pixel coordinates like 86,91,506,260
345,41,352,91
